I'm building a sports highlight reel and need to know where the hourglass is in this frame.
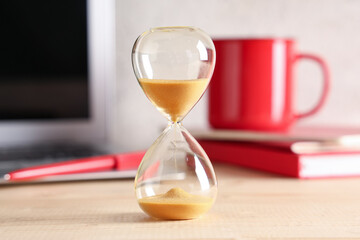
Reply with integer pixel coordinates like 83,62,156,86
132,26,217,220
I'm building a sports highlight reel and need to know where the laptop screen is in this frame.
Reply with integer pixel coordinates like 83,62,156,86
0,0,89,120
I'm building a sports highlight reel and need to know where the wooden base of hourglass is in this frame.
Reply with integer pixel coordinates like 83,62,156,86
136,77,216,220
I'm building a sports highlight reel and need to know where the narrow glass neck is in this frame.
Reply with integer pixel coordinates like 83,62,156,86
168,120,183,127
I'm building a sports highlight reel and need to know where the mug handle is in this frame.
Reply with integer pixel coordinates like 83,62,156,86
293,53,330,119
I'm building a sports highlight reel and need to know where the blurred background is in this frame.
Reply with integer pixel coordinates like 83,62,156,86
113,0,360,151
1,0,359,153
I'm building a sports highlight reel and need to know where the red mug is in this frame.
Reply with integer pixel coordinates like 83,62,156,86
209,38,330,131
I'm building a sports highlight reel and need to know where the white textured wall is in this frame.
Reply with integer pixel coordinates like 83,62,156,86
113,0,360,151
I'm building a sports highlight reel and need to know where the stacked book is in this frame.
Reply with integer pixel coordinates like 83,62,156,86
193,127,360,179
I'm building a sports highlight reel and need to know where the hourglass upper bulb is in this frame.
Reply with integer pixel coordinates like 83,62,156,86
132,26,216,123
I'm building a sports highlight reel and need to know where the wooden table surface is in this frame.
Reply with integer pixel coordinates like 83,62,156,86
1,163,360,240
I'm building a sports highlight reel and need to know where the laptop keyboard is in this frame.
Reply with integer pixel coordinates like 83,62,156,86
0,144,107,176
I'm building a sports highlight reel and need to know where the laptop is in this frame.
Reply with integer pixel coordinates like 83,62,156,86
0,0,119,180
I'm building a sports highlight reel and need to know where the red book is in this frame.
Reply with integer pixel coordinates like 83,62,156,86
199,140,360,179
195,127,360,179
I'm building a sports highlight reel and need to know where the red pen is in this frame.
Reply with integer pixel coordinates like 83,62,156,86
4,151,146,181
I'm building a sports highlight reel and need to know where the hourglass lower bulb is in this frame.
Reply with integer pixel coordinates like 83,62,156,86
132,26,217,220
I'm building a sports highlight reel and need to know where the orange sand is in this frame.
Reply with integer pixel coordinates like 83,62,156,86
139,78,209,122
138,187,214,220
